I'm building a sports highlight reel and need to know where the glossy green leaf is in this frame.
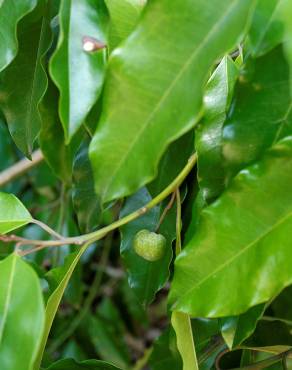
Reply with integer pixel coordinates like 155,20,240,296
169,137,292,317
72,142,101,233
39,80,78,184
89,0,256,204
222,46,292,176
196,56,239,202
34,247,88,370
49,0,109,142
0,254,44,370
120,187,174,305
0,192,32,234
248,0,286,56
0,0,37,71
0,2,52,157
220,304,265,349
45,358,121,369
104,0,145,50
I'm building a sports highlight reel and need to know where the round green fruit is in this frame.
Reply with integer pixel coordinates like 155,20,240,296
133,229,166,262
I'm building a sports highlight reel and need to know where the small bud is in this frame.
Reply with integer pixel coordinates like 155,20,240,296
82,36,106,52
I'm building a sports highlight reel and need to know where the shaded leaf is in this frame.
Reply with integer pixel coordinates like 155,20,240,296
149,326,183,370
0,192,32,234
0,2,52,156
222,46,292,176
39,80,79,184
196,56,239,202
169,137,292,317
0,0,37,71
220,304,265,349
72,142,101,233
0,254,44,370
49,0,109,141
89,0,255,204
120,187,174,305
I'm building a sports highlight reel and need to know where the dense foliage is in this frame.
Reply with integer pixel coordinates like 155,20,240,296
0,0,292,369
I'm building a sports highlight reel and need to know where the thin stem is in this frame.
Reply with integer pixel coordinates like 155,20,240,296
1,154,197,252
48,233,112,353
132,347,153,370
31,219,65,240
80,153,197,244
171,189,199,370
0,149,44,187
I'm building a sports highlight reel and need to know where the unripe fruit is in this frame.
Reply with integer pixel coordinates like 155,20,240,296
133,229,166,262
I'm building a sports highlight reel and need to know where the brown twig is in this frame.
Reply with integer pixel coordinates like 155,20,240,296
0,149,44,187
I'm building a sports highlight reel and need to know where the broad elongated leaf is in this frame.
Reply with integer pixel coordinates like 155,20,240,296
34,247,88,370
169,137,292,317
0,254,44,370
46,358,121,369
196,56,239,202
104,0,145,50
0,2,52,157
222,46,292,176
0,192,32,234
220,304,265,349
49,0,109,141
89,0,256,204
0,0,37,71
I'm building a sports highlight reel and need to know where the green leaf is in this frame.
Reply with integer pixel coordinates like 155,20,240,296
104,0,145,50
220,304,266,349
89,0,256,204
196,56,239,202
248,0,286,57
0,254,44,370
0,2,52,157
45,358,121,369
169,137,292,317
49,0,109,142
120,187,174,305
222,46,292,176
0,0,37,71
72,142,101,233
34,247,88,370
149,326,183,370
85,299,130,369
0,192,32,234
39,80,79,184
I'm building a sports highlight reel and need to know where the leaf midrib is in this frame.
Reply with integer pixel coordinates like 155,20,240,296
102,0,242,199
176,210,292,304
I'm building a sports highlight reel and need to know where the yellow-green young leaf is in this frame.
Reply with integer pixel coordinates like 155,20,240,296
0,254,45,370
89,0,256,204
169,138,292,317
0,192,32,234
0,0,37,71
49,0,109,142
